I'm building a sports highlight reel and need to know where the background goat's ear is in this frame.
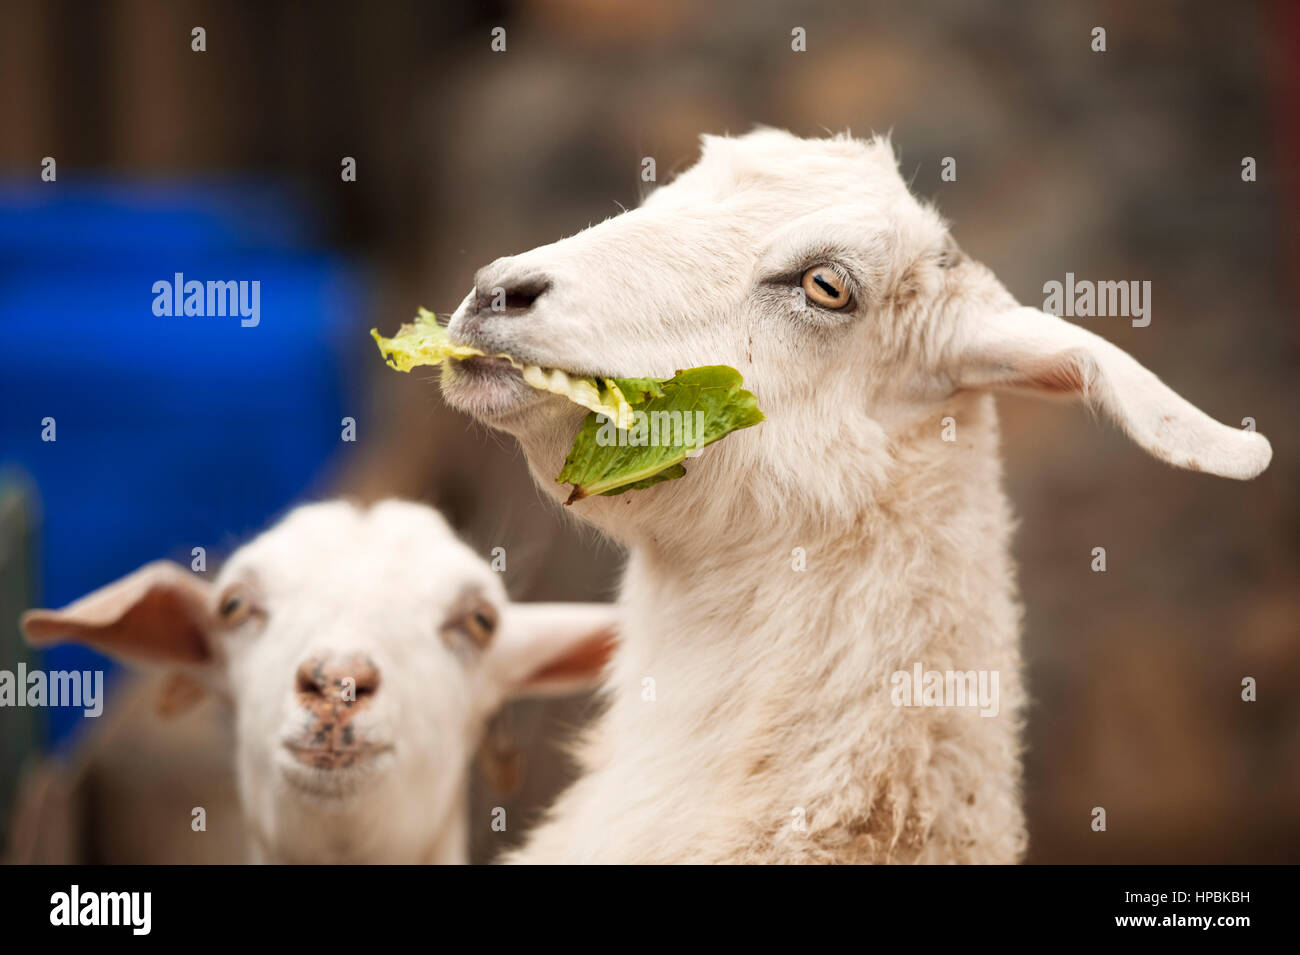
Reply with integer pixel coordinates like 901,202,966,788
20,561,216,667
475,710,524,795
955,306,1272,480
154,672,209,718
491,603,618,698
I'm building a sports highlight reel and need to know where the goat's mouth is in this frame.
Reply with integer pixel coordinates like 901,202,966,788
441,354,593,426
280,742,395,792
456,354,515,374
441,354,537,419
437,323,628,428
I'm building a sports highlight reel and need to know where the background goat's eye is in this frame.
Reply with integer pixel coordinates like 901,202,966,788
443,595,498,653
801,265,851,309
217,587,254,626
469,609,496,641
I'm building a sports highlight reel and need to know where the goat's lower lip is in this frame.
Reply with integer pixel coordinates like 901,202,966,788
283,743,392,771
458,355,514,371
447,354,526,384
278,744,393,799
441,355,541,419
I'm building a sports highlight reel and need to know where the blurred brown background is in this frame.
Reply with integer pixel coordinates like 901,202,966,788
1,0,1296,863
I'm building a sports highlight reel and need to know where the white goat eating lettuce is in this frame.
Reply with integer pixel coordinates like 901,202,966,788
438,128,1271,863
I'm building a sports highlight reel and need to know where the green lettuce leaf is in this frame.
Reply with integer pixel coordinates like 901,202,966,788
371,309,639,429
370,308,487,369
557,365,764,502
371,312,766,501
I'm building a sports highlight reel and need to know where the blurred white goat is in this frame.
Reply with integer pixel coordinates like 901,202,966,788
21,499,617,864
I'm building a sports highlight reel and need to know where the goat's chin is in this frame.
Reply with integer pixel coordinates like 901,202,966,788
442,368,703,526
274,747,394,803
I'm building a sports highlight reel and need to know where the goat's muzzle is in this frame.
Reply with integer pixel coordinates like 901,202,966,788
288,654,385,770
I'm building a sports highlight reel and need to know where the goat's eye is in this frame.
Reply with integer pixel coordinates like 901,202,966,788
801,265,851,309
217,586,254,626
442,593,498,653
462,599,499,647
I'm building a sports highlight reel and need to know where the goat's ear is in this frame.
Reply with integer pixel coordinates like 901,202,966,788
21,561,216,668
154,672,210,718
953,306,1271,480
490,603,618,699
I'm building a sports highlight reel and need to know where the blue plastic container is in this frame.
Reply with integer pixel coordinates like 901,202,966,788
0,180,365,749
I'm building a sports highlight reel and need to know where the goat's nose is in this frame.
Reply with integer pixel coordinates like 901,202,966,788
472,272,551,315
295,655,381,703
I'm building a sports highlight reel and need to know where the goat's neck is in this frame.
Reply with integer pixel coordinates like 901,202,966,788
526,394,1026,862
417,801,469,865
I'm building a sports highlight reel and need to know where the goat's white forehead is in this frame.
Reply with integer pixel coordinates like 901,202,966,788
218,500,500,610
644,130,909,211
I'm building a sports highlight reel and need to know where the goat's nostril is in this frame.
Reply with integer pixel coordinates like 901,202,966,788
505,286,543,310
475,277,550,315
352,661,381,698
297,655,381,704
296,659,327,697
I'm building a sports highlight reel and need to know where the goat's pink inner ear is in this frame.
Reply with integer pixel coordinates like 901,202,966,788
494,602,620,698
955,306,1271,480
1008,351,1090,396
20,561,214,666
155,672,208,718
527,628,616,687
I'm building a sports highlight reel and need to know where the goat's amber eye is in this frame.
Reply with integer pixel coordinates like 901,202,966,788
467,609,497,645
801,265,851,309
217,586,254,626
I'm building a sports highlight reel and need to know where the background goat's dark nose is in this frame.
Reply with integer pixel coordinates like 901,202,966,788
472,274,551,315
296,654,381,704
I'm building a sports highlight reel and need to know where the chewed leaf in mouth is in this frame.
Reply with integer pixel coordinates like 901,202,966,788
370,309,765,499
371,308,637,429
520,366,639,432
